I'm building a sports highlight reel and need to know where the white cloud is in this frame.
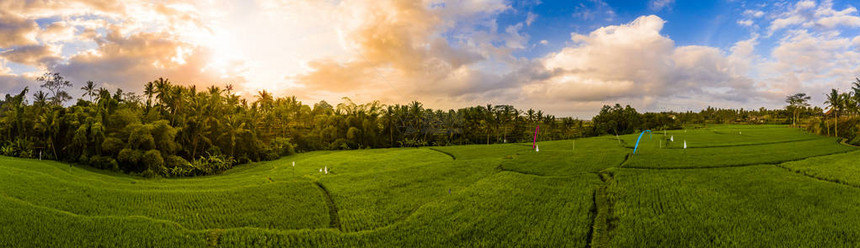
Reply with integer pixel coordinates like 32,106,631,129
572,0,616,22
852,36,860,49
769,0,860,34
526,12,537,26
743,10,765,18
649,0,674,11
0,44,62,66
3,0,859,117
0,13,39,47
759,29,860,103
38,21,77,43
523,15,761,112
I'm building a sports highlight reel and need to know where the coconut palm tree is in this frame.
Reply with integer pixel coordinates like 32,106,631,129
80,81,96,102
851,78,860,115
144,81,155,108
824,89,842,137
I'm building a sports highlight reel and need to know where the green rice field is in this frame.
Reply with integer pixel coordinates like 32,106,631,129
1,125,858,247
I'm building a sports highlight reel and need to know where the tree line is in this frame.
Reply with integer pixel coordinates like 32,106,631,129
1,72,855,177
1,73,593,177
801,78,860,144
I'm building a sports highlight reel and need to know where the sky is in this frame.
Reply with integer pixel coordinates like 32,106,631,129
1,0,860,118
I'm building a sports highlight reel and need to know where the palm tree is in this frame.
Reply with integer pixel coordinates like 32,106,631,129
144,81,155,108
840,92,852,119
223,115,247,158
852,78,860,116
149,77,172,118
824,89,842,137
33,91,48,107
255,90,274,112
408,101,423,142
80,81,96,102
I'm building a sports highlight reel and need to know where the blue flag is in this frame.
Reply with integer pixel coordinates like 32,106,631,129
633,130,652,154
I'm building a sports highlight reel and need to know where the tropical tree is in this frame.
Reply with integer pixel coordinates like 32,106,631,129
785,93,811,127
36,72,72,105
824,89,842,138
851,78,860,116
81,81,97,102
144,81,155,109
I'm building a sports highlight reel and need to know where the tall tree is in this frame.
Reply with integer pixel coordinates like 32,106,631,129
824,89,842,138
785,93,811,127
81,81,97,102
851,78,860,116
36,72,72,105
144,81,155,109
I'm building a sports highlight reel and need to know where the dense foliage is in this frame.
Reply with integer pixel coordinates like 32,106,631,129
0,74,589,176
802,78,860,145
2,72,857,177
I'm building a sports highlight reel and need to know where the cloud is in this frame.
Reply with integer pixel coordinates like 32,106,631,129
38,21,78,43
649,0,674,11
0,58,36,94
50,27,247,93
572,0,616,22
0,0,126,19
0,12,39,47
743,10,765,18
522,15,762,111
853,36,860,50
759,29,860,103
526,12,537,26
289,0,517,104
0,44,62,66
0,0,252,96
3,0,858,117
769,0,860,34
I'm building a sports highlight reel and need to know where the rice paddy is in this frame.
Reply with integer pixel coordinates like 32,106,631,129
1,125,858,247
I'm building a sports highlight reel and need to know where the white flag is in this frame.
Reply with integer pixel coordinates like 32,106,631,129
292,161,295,167
536,145,539,152
684,140,687,149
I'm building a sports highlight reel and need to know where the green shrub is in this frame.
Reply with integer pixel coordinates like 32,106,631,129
190,154,235,176
101,137,124,156
142,150,164,173
18,149,33,159
77,154,88,164
0,144,15,156
141,169,159,178
117,149,142,165
165,155,190,168
164,155,191,176
270,137,296,157
89,155,117,170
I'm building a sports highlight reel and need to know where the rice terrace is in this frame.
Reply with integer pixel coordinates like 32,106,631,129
5,0,860,247
0,124,858,247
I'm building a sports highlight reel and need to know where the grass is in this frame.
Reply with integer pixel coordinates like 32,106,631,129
500,138,629,175
217,172,601,247
607,165,860,247
623,134,854,169
778,150,860,187
0,124,858,246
